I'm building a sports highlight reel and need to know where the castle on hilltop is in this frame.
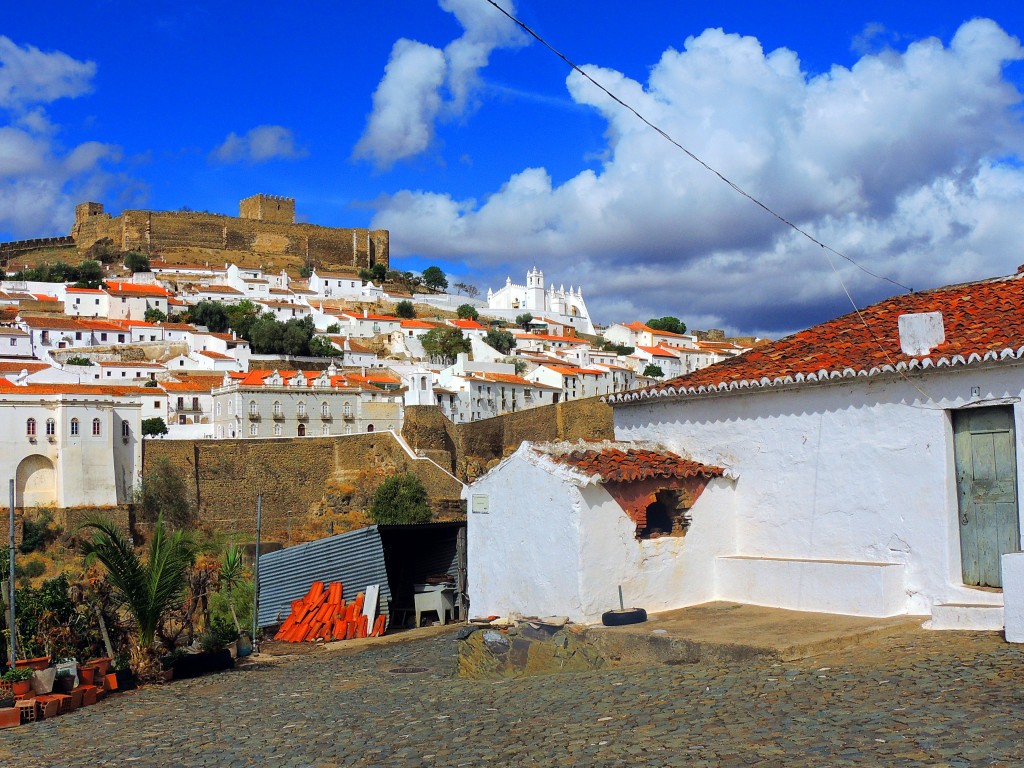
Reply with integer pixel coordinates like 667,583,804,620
68,194,388,271
487,267,595,335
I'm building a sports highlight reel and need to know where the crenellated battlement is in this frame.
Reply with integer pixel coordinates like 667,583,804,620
239,194,296,224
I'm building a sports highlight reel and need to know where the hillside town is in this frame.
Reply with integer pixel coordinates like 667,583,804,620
4,3,1024,765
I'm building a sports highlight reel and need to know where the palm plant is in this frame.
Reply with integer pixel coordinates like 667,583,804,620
78,514,197,678
219,544,244,633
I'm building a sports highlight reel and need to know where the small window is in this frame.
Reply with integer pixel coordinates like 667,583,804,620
298,424,306,436
122,422,130,438
273,401,282,416
343,404,352,417
249,424,258,436
297,402,306,416
321,402,329,416
45,418,55,436
321,425,329,436
92,418,101,436
249,401,257,415
637,490,692,540
216,403,222,416
274,423,282,436
70,418,79,435
8,338,14,347
26,418,36,436
366,424,374,433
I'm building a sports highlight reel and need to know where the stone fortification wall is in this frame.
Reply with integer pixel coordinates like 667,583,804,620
403,397,615,482
142,432,462,543
0,236,75,264
73,209,389,271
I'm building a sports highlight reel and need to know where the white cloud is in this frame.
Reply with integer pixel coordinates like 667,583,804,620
0,39,128,239
0,36,95,109
210,125,307,164
354,0,525,169
370,19,1024,335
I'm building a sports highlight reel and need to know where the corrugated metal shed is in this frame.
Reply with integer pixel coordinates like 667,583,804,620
257,526,390,628
256,522,466,629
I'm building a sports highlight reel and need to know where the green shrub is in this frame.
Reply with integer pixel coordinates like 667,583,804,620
21,559,45,579
199,617,239,653
369,473,432,525
20,510,58,554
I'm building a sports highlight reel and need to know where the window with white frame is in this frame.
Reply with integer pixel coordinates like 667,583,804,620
274,423,282,436
249,424,258,436
122,422,130,438
297,402,306,416
92,418,101,436
249,401,257,415
46,418,55,436
26,418,36,436
70,418,79,436
273,401,282,416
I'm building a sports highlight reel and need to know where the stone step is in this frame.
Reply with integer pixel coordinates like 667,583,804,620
926,602,1004,631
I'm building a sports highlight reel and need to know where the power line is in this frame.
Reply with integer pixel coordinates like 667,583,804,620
482,0,914,295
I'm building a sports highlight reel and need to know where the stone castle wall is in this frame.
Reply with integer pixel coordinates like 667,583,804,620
72,208,388,271
0,236,75,264
142,432,462,543
402,397,615,482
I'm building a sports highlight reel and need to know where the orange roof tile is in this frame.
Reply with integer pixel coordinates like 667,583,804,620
105,281,170,297
614,273,1024,404
544,443,725,483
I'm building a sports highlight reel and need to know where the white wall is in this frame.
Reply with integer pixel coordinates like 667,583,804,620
466,451,584,620
614,365,1024,615
576,478,736,621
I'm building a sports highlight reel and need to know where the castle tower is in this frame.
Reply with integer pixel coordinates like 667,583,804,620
239,194,295,224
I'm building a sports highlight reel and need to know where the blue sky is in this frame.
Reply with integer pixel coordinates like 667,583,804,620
4,1,1024,335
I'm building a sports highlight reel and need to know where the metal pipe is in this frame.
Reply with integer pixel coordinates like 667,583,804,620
252,493,262,653
8,479,15,665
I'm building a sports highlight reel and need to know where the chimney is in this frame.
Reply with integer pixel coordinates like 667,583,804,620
363,309,368,318
898,312,945,356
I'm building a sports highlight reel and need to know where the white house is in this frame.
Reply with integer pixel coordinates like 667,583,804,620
64,287,110,318
609,272,1024,630
307,270,363,299
104,281,170,321
0,328,33,358
465,441,731,623
0,380,144,508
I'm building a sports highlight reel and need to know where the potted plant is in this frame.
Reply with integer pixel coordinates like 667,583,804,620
14,655,50,671
77,664,96,686
112,655,136,691
3,667,35,696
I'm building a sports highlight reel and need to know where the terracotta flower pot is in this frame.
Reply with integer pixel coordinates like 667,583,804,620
15,656,50,671
10,680,30,696
87,657,112,677
77,666,95,686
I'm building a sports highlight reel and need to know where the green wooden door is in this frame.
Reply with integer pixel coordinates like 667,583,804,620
953,406,1020,588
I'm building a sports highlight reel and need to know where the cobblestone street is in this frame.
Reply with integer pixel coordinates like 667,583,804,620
3,627,1024,767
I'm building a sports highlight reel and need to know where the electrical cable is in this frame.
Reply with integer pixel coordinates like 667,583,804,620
482,0,939,402
482,0,913,295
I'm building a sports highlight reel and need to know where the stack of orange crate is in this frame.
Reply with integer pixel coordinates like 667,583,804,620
273,581,387,642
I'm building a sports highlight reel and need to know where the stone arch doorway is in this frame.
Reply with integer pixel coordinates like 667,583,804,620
17,454,56,507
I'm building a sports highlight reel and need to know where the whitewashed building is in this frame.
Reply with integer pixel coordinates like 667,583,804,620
0,381,144,508
486,268,596,335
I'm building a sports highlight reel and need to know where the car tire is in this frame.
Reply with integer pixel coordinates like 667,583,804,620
601,608,647,626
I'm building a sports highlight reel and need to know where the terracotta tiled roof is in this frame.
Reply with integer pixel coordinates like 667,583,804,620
544,443,725,483
0,362,48,374
105,282,170,297
612,273,1024,404
514,333,586,344
0,380,148,397
198,350,233,360
20,316,87,330
449,319,484,330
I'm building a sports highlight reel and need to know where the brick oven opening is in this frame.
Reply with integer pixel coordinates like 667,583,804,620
637,489,691,539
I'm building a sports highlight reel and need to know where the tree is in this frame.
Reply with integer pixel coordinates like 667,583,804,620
135,459,195,529
75,259,104,289
369,473,432,525
515,313,534,329
79,514,198,679
142,417,169,437
144,307,167,323
647,316,687,335
453,281,480,299
124,251,151,273
370,263,387,282
484,328,516,354
456,304,479,321
396,300,416,319
642,364,665,378
422,265,448,292
309,335,341,358
298,264,312,279
190,301,230,333
421,326,471,364
226,299,261,340
325,322,341,334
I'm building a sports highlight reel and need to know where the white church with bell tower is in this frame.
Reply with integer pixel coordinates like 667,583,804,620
486,266,595,335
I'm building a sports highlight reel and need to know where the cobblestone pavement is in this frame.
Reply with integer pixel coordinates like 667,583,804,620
3,627,1024,767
